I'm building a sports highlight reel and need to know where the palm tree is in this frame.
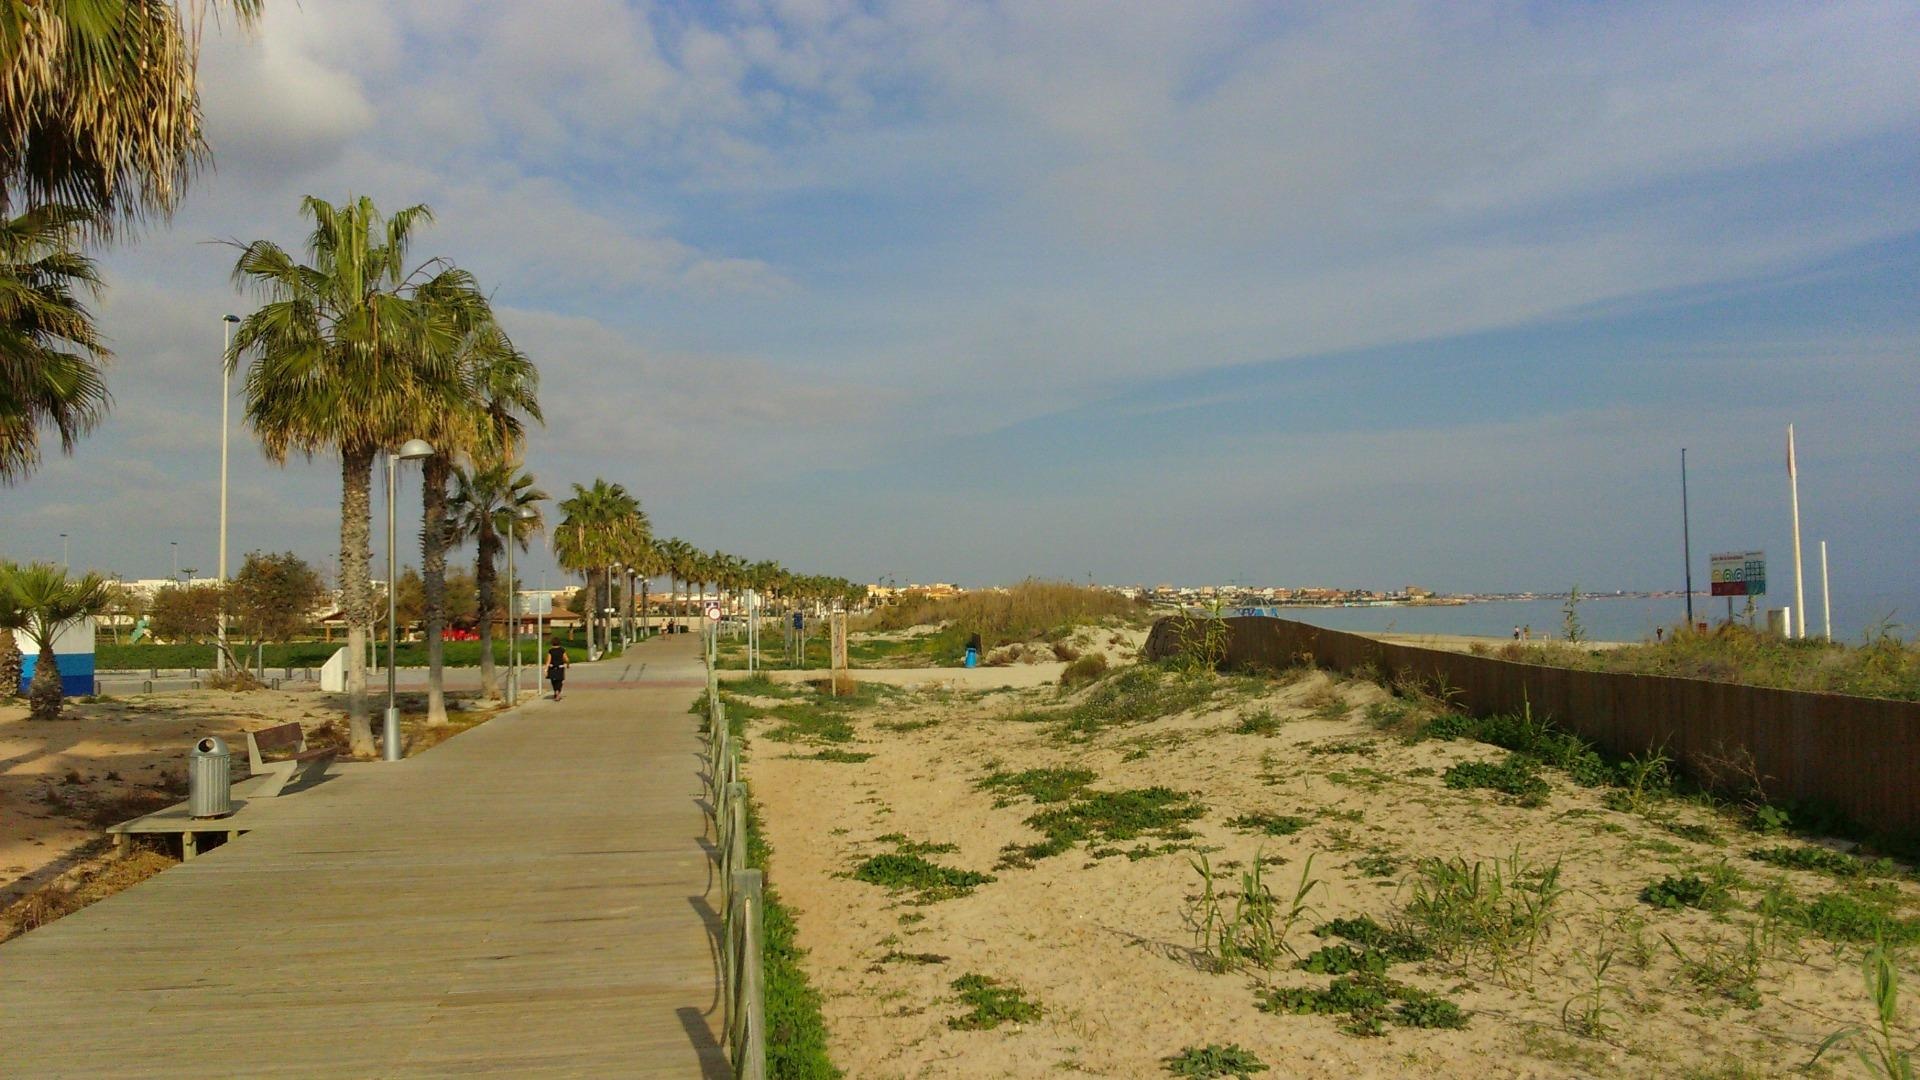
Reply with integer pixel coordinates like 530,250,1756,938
0,203,110,483
0,560,108,719
228,195,460,757
448,458,544,700
1,0,264,226
554,479,644,657
412,284,540,724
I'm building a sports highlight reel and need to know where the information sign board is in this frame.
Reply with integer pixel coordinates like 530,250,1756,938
1710,551,1767,597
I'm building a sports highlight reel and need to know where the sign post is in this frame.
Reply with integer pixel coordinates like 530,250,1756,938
1709,550,1767,626
829,610,849,695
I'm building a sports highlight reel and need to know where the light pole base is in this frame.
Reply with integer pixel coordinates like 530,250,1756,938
382,706,403,762
506,670,518,707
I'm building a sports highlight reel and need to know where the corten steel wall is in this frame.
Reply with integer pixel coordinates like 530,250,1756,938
1146,616,1920,836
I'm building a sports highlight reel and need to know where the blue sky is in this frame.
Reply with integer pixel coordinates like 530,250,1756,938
2,1,1916,624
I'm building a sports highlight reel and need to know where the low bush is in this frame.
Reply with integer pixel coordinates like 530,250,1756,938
1060,653,1109,687
947,973,1042,1030
1164,1044,1270,1078
851,854,994,901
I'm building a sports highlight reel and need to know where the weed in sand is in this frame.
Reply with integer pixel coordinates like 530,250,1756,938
1749,844,1903,881
1010,664,1222,742
1163,1044,1270,1078
1188,852,1322,977
978,767,1099,805
1403,852,1566,976
948,973,1042,1030
1560,943,1624,1038
1003,785,1206,867
1256,972,1467,1036
852,854,994,901
803,748,873,763
1769,889,1920,947
873,833,960,857
1443,754,1551,807
1233,707,1283,736
1812,944,1916,1079
1641,863,1742,912
1226,812,1310,837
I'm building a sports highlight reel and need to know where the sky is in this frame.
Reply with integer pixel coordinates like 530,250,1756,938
2,1,1916,625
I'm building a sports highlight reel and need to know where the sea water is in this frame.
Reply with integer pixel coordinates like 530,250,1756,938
1248,593,1915,645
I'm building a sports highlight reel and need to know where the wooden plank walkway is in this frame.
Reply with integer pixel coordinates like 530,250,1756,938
0,635,726,1078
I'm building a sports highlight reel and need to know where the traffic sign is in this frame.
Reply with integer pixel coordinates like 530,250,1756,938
705,603,722,621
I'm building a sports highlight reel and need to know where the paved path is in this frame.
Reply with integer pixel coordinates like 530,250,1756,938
0,636,725,1078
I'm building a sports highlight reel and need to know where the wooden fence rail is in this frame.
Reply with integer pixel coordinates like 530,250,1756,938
705,643,768,1080
1146,616,1920,838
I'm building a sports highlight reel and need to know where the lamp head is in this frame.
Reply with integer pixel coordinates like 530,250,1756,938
222,314,241,324
395,438,435,460
516,506,538,520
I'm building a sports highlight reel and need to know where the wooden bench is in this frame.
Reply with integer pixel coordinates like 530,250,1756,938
244,722,337,798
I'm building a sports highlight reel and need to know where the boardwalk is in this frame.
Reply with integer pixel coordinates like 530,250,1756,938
0,635,725,1078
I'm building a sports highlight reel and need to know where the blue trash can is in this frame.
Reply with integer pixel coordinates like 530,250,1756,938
965,647,978,668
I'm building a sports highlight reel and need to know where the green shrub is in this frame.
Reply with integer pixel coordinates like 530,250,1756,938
1641,874,1733,912
1060,653,1110,687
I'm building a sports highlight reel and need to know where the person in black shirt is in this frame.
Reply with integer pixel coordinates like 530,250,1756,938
545,639,569,701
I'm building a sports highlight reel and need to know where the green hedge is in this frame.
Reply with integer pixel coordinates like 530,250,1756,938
96,633,613,671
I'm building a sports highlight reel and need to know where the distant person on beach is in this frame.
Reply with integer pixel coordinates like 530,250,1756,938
1522,625,1532,641
1512,626,1521,641
546,638,569,701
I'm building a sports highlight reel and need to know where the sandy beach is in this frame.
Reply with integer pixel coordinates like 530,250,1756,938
739,659,1912,1078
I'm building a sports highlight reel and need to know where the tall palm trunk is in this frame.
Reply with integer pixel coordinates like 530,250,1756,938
341,446,376,756
475,518,501,699
421,454,451,727
28,640,62,720
0,634,20,699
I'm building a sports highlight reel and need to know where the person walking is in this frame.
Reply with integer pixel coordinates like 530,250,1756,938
545,638,570,701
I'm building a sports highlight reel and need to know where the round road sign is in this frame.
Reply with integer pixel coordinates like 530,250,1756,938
705,604,722,621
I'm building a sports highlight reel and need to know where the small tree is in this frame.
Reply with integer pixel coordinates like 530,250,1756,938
1562,585,1585,644
1,563,110,719
149,584,224,644
230,551,327,644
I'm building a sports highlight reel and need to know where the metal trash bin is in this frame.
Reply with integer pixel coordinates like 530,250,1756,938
188,736,232,818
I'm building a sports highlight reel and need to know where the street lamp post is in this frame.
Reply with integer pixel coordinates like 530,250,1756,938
171,541,179,582
59,532,68,569
217,314,239,672
384,438,434,762
609,563,625,649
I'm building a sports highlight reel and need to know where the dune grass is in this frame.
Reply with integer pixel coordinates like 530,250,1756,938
860,579,1144,644
1490,624,1920,701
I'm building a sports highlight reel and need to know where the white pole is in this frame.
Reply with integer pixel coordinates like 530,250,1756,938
506,527,517,706
1820,540,1832,641
1788,424,1806,638
384,452,401,761
217,317,234,672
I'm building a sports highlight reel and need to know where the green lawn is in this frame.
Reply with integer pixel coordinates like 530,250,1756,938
95,632,619,671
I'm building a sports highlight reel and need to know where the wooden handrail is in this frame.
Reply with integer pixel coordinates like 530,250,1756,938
705,652,766,1080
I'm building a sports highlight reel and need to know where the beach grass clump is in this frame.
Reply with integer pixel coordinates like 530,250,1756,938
852,853,995,901
1443,754,1551,806
1501,623,1920,700
1641,872,1736,913
947,973,1042,1030
802,748,873,763
1312,915,1433,962
1226,811,1311,837
1060,652,1110,687
1402,852,1566,973
1748,845,1903,881
977,767,1097,805
872,833,959,857
1189,852,1323,975
1023,786,1205,852
1256,972,1468,1037
1233,707,1283,736
864,578,1143,641
1768,889,1920,946
1163,1043,1270,1078
1011,664,1222,742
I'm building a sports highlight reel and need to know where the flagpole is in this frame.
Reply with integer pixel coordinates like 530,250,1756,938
1788,424,1806,639
1820,540,1831,641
